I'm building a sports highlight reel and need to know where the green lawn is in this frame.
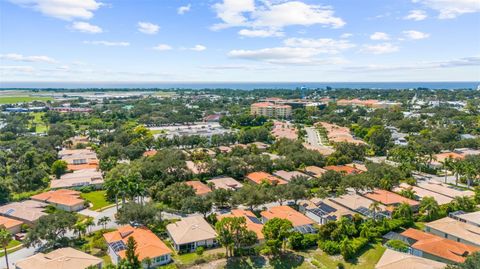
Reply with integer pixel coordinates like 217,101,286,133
80,190,112,211
0,240,23,257
310,242,386,269
0,96,52,104
225,254,314,269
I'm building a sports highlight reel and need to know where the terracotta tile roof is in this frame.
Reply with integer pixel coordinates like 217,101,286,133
401,228,479,263
143,150,158,157
31,189,85,207
0,216,23,230
218,209,264,240
324,165,361,175
261,205,315,227
185,181,212,195
246,172,288,185
375,249,446,269
364,189,419,206
15,247,102,269
166,216,217,245
67,161,99,171
104,225,172,261
434,152,464,163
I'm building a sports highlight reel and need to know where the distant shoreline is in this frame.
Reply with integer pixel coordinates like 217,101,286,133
0,81,478,90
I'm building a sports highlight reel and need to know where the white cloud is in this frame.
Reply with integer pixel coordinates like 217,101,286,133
238,29,283,37
212,0,255,29
137,22,160,34
362,43,399,54
83,40,130,46
71,21,102,33
344,56,480,72
228,37,354,65
8,0,102,21
0,65,35,73
283,38,356,53
340,33,353,39
153,44,173,51
178,4,191,15
403,30,430,39
412,0,480,19
370,32,390,40
0,53,56,63
212,0,345,35
404,9,428,20
189,45,207,51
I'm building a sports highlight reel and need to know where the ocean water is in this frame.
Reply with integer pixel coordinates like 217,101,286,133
0,81,478,90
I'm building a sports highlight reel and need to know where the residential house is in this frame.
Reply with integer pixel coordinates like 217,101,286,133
324,165,362,175
166,216,217,252
424,217,480,247
363,189,419,210
50,169,104,189
401,228,479,264
248,142,269,151
260,205,316,234
273,170,312,182
0,216,23,234
330,190,390,219
31,189,85,212
59,148,99,171
416,181,474,198
393,183,452,205
104,225,172,267
429,152,464,168
375,249,446,269
206,176,243,191
15,247,103,269
185,181,212,196
185,161,209,175
316,122,366,145
0,200,48,225
271,121,298,140
299,198,355,225
218,209,264,242
450,211,480,227
245,172,288,185
303,166,327,178
142,150,157,157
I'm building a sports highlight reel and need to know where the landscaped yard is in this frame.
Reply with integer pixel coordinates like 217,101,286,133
309,242,386,269
0,240,23,257
0,96,52,104
80,190,112,211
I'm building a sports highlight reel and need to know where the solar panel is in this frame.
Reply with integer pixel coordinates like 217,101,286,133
317,203,336,214
110,241,126,252
5,209,14,215
247,216,263,225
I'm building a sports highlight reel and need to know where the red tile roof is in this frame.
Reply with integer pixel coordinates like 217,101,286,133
185,181,212,195
261,206,314,227
246,172,288,185
364,189,419,206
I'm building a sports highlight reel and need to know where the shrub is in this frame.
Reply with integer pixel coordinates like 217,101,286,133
385,239,409,252
311,260,322,268
337,263,345,269
195,246,205,256
301,233,319,248
319,240,340,255
289,232,304,250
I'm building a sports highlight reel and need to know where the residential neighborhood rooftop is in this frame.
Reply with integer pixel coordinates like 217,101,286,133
31,189,85,207
364,189,419,207
206,176,243,191
261,205,315,227
425,217,480,246
0,200,48,223
375,249,446,269
219,209,264,240
185,180,212,196
273,170,311,181
50,168,104,189
166,216,217,245
15,247,103,269
246,172,288,185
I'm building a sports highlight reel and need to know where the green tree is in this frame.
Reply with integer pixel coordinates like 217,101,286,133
124,237,141,269
419,197,440,221
25,210,78,249
393,202,413,222
51,160,68,179
215,216,258,257
97,216,111,230
445,251,480,269
0,228,12,269
262,218,293,254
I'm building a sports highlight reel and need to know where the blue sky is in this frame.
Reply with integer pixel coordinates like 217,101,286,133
0,0,479,82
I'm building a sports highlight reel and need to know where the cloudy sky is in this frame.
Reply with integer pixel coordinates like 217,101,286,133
0,0,479,82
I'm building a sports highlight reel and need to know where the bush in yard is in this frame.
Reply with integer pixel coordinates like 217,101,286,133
195,246,205,256
301,233,319,248
319,240,340,255
289,231,304,250
337,263,345,269
340,239,354,260
385,239,409,252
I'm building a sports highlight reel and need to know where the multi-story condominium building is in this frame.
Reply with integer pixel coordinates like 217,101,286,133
250,102,292,118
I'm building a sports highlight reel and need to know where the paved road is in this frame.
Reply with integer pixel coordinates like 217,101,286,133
305,127,321,146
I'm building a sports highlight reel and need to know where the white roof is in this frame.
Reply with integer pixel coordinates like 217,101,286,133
0,200,47,223
416,181,474,198
51,169,104,189
425,217,480,246
375,249,446,269
394,183,452,205
455,211,480,226
15,247,102,269
206,176,243,190
166,216,217,245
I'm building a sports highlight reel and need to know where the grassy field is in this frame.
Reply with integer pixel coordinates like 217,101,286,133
0,96,53,104
80,190,112,211
30,112,48,133
0,240,23,257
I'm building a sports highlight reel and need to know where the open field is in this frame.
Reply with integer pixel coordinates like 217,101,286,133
30,112,48,133
0,96,53,104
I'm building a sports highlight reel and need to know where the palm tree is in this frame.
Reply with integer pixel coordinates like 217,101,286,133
442,157,453,184
97,216,111,230
84,217,95,234
74,222,87,239
393,202,413,221
399,187,416,200
369,201,381,221
0,228,12,269
420,196,439,221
